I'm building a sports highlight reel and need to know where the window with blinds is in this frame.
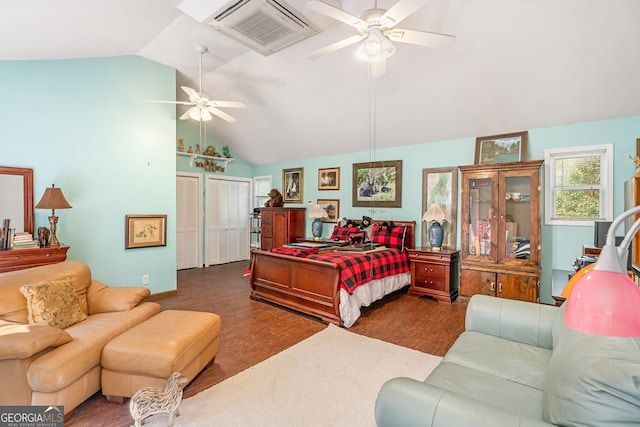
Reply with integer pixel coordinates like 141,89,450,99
544,144,613,225
253,175,273,209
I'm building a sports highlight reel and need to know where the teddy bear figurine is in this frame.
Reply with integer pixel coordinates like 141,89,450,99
264,188,284,207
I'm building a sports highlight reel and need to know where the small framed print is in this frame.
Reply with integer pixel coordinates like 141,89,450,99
317,199,340,223
475,131,528,165
125,215,167,249
318,167,340,190
282,167,303,203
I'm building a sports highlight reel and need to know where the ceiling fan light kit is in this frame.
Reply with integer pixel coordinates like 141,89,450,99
354,27,396,62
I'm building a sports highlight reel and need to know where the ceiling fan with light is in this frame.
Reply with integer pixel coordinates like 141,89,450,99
152,45,246,122
306,0,455,75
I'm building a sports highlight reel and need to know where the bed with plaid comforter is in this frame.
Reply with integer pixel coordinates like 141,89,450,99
305,248,409,294
250,219,416,327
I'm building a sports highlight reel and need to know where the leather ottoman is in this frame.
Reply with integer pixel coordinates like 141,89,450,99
100,310,221,403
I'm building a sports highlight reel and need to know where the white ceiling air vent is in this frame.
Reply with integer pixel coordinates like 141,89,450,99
179,0,318,56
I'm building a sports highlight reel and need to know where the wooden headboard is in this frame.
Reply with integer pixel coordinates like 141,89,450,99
344,219,416,250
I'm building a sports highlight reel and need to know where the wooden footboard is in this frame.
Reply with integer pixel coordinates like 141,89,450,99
250,250,342,325
249,219,416,326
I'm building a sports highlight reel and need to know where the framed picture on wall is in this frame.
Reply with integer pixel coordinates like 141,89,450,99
282,167,303,203
317,199,340,223
475,131,528,165
422,167,458,249
352,160,402,208
318,167,340,190
125,214,167,249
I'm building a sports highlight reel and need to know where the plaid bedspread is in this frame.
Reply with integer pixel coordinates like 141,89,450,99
306,248,409,294
269,247,319,257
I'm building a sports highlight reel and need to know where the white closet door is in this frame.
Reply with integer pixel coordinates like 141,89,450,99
205,177,250,265
176,174,201,270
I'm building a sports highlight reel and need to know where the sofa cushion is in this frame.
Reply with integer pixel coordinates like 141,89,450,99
87,281,150,314
0,261,92,323
0,320,72,360
543,318,640,427
443,331,551,390
27,302,161,392
20,280,87,329
425,361,544,420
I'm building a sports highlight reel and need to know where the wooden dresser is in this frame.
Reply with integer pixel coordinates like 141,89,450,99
0,245,70,273
260,208,305,251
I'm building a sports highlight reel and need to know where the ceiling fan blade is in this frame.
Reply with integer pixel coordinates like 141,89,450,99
307,0,367,30
306,34,365,59
181,86,200,102
149,100,193,105
207,100,247,109
382,0,431,26
387,28,455,48
179,107,196,120
207,106,237,123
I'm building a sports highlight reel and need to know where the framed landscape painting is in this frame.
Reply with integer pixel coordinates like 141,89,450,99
422,167,458,249
282,167,303,203
475,131,528,165
352,160,402,208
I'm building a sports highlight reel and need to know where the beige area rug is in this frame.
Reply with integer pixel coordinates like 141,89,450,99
144,324,442,426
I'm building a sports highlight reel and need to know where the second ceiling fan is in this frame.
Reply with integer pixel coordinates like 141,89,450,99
155,45,246,123
306,0,456,75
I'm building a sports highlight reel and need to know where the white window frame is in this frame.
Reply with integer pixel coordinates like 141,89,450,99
253,175,272,210
544,144,613,226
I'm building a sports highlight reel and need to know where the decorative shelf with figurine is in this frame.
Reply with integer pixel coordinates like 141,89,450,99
176,151,234,168
176,141,234,173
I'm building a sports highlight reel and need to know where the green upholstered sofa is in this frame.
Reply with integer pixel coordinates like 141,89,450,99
375,294,640,427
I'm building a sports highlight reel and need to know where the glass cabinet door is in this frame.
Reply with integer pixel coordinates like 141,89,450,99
465,174,497,261
499,168,540,265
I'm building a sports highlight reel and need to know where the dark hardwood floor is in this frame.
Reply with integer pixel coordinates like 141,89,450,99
67,261,467,426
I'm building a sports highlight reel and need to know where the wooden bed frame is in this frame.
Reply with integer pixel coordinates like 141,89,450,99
249,220,416,326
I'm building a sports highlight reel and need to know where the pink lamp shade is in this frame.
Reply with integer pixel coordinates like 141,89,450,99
564,269,640,338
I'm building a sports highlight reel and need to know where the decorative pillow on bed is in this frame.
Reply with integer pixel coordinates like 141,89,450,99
329,225,360,241
371,224,407,250
19,280,87,329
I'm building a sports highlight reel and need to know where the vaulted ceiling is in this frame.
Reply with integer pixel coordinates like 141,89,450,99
2,0,639,165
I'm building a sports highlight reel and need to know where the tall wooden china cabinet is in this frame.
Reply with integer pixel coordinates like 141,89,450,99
459,160,543,302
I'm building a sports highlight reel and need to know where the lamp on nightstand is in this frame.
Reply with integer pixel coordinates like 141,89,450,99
308,204,328,241
423,203,449,251
35,184,72,247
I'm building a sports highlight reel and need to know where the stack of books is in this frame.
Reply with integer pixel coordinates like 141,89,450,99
1,219,13,249
12,232,39,249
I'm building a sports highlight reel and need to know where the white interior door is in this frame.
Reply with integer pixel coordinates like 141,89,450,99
176,173,202,270
205,176,250,265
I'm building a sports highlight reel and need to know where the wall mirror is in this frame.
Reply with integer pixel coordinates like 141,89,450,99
0,166,34,235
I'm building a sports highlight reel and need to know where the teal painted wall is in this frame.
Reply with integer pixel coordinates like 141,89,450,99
1,56,178,293
2,53,637,304
254,116,640,304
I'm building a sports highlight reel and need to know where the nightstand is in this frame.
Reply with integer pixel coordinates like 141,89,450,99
407,248,460,303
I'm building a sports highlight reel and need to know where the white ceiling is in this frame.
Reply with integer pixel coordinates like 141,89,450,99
2,0,639,165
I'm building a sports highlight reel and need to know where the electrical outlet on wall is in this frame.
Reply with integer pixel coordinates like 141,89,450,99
142,275,150,285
